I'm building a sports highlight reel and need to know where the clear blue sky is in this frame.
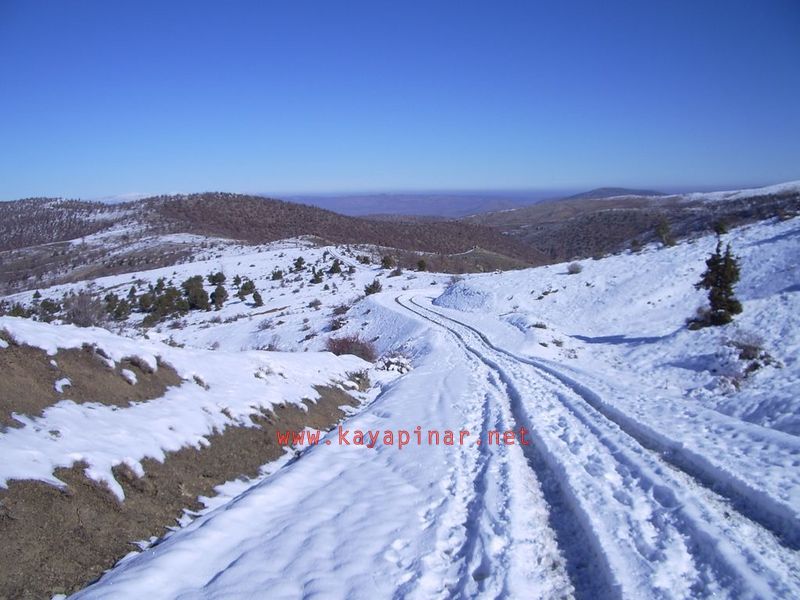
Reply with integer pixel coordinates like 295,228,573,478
1,0,799,199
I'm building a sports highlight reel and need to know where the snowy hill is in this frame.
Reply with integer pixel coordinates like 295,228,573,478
0,192,542,295
468,180,800,263
1,214,799,598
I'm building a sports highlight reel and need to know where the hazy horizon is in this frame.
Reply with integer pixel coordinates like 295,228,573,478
5,178,798,205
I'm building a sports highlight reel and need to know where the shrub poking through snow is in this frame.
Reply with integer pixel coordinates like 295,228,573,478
328,259,342,274
709,331,781,391
63,290,107,328
417,259,427,271
692,241,742,328
326,335,377,362
332,303,350,316
142,286,189,326
381,255,394,269
389,266,403,277
237,279,256,299
377,353,412,374
113,299,132,321
329,317,347,331
364,279,382,295
271,268,284,280
207,271,226,285
36,298,61,322
182,276,210,310
656,217,675,247
567,262,583,274
308,298,322,310
252,291,264,307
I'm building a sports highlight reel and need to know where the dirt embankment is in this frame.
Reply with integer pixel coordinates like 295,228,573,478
0,338,361,599
0,339,182,428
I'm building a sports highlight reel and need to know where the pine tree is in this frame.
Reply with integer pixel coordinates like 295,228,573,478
113,299,131,321
182,276,210,310
656,218,675,247
238,279,256,298
208,271,226,285
187,286,210,310
138,293,154,312
695,241,742,326
211,284,228,310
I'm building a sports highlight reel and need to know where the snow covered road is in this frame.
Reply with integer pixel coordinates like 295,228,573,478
73,285,800,599
72,306,573,599
394,294,800,599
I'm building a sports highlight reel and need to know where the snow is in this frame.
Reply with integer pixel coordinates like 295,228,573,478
3,216,800,597
120,368,137,385
433,278,495,312
0,317,369,500
53,377,71,393
677,180,800,203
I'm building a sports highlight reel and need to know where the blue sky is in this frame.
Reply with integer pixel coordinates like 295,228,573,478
1,0,798,199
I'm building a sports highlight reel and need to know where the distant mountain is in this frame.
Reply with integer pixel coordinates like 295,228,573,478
2,182,796,294
282,193,554,218
562,187,665,201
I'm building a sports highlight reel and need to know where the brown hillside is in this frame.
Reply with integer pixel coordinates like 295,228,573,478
145,193,546,263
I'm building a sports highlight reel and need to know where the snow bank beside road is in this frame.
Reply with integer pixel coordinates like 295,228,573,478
0,317,368,500
432,279,495,312
430,216,800,434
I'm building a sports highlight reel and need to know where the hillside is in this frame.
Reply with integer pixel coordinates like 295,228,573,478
146,193,542,260
0,193,547,294
1,214,797,598
284,192,546,218
561,187,665,200
467,181,800,261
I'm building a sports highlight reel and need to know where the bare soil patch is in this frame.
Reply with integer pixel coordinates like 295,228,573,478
0,385,358,599
0,340,182,428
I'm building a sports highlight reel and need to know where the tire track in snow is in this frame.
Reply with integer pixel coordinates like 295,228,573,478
405,367,500,599
420,297,800,551
449,377,510,598
398,295,800,598
396,296,617,599
403,325,572,598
